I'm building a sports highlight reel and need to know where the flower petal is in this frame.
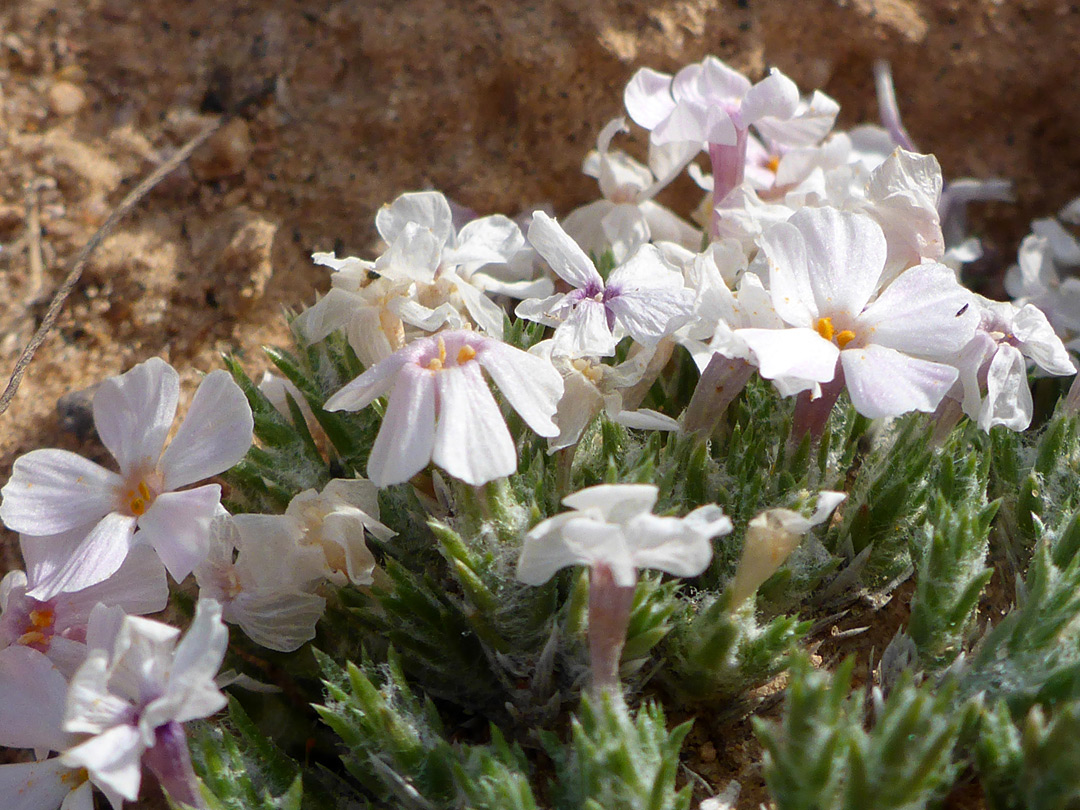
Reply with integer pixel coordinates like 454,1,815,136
136,485,221,582
159,371,253,490
23,514,139,601
623,67,676,130
528,211,602,290
432,363,516,485
0,757,73,810
375,191,454,248
792,207,886,318
563,483,658,522
367,366,437,487
477,342,562,437
325,352,410,413
858,262,976,358
0,646,69,752
92,357,179,475
1,451,120,536
553,298,618,357
842,344,958,419
62,724,145,802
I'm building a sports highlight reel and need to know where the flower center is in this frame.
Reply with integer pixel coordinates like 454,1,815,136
765,154,781,174
815,317,856,349
17,606,55,651
127,479,155,516
61,768,90,787
424,336,478,371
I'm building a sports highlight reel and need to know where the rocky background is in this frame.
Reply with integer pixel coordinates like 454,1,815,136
0,1,1076,806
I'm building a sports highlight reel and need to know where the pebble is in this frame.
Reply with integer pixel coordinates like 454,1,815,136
47,80,86,116
190,118,254,181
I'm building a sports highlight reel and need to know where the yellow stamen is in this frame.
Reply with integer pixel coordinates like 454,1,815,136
836,330,856,349
765,155,781,174
127,480,154,516
426,337,448,371
61,768,89,787
17,630,47,648
457,345,477,364
815,317,835,342
28,608,54,629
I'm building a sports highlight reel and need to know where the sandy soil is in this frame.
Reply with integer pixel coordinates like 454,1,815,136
1,1,1077,806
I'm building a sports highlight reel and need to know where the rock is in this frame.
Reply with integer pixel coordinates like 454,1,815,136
47,81,87,116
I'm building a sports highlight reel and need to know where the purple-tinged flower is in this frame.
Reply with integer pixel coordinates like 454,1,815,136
0,643,125,810
0,358,253,599
1,544,168,678
61,600,228,808
515,212,694,358
325,330,563,487
624,56,838,217
950,297,1075,432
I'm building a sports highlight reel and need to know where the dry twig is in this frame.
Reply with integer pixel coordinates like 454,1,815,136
0,82,273,416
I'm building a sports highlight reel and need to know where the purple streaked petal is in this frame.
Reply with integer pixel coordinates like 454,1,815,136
24,514,138,601
92,357,179,475
553,298,617,357
842,344,958,419
1,451,120,536
367,365,437,487
159,370,253,490
605,246,694,345
432,363,517,485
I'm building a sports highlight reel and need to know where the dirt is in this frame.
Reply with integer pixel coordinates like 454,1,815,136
2,1,1078,807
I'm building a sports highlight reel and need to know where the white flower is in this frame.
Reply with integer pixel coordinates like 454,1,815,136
952,297,1075,432
624,57,837,150
61,600,228,807
281,478,394,587
325,330,563,487
515,212,695,357
756,207,977,418
516,484,732,587
296,192,549,364
195,510,327,653
0,358,254,599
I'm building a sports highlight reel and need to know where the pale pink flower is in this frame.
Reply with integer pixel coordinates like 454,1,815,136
0,358,253,599
61,600,228,807
325,330,563,487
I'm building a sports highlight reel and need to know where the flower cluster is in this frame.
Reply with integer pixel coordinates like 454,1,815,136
1,52,1077,809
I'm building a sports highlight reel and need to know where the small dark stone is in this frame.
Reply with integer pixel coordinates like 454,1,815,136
57,383,100,441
